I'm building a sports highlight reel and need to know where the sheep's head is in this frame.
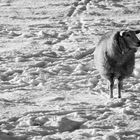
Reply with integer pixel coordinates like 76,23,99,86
119,30,140,49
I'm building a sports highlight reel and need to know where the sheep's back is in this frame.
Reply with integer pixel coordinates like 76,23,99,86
94,41,112,79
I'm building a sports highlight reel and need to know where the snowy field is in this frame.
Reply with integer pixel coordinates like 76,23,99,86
0,0,140,140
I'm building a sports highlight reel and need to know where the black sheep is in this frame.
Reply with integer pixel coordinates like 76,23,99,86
94,29,140,98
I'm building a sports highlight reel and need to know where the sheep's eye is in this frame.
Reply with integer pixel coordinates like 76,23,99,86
126,33,131,37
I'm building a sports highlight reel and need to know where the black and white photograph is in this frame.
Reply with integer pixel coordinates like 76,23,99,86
0,0,140,140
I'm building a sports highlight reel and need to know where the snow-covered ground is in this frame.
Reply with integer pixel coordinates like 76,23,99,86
0,0,140,140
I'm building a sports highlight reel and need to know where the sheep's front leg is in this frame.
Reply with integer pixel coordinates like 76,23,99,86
108,76,114,98
117,77,123,98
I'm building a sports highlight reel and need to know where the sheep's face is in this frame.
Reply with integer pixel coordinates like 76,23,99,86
120,30,140,49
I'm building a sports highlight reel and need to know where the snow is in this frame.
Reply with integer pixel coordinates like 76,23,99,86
0,0,140,140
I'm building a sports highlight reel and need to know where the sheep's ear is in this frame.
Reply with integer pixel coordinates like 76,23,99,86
135,30,140,34
120,30,125,36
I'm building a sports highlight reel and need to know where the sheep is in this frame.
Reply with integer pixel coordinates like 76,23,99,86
94,29,140,98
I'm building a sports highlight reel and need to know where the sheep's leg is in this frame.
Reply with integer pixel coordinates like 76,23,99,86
117,78,123,98
108,76,114,98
